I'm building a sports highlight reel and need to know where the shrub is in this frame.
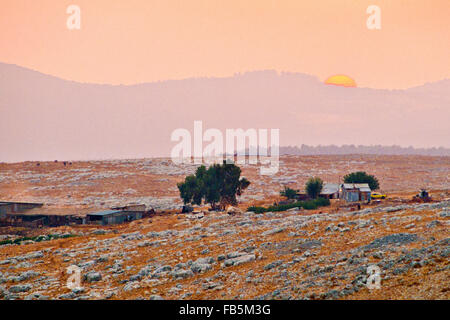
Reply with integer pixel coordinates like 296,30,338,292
280,187,299,200
0,234,77,246
305,177,323,199
178,161,250,210
343,171,379,190
247,206,268,214
247,197,330,213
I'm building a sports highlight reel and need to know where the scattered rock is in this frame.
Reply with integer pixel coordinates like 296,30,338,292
25,292,49,300
223,254,256,267
438,210,450,218
264,260,283,270
84,272,102,283
123,281,141,292
8,284,32,293
171,269,194,280
91,229,108,235
227,206,243,215
364,233,418,250
262,227,285,236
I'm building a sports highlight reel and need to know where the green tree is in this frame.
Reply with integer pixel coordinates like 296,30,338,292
305,177,323,199
177,161,250,210
177,174,202,205
280,187,299,200
343,171,379,190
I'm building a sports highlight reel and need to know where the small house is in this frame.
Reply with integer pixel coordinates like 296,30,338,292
340,183,371,202
320,183,340,199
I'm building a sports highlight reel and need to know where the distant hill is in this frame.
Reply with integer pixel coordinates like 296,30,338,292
280,145,450,156
1,63,449,162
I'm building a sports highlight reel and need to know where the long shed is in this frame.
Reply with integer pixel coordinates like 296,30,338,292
0,201,43,215
87,209,143,225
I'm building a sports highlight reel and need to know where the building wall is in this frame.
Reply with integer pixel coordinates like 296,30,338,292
321,192,339,199
343,190,359,202
360,191,371,201
0,202,43,214
343,190,371,202
97,211,144,225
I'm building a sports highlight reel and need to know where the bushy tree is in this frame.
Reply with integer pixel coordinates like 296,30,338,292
177,161,250,210
178,174,202,205
306,177,323,199
280,187,299,199
343,171,379,190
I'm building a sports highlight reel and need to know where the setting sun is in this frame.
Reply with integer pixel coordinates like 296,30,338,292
324,75,357,87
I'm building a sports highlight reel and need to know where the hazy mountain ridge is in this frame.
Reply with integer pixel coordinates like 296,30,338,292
1,63,449,162
280,145,450,156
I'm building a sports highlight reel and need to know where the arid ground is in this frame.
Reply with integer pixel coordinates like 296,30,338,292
0,155,448,300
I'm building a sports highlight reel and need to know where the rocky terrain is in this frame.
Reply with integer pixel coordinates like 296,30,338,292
0,198,449,300
0,155,448,212
0,155,449,300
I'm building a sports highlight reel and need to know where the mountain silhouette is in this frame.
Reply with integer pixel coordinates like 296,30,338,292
1,63,449,162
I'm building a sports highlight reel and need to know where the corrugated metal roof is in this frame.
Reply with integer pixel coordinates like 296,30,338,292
343,183,370,189
321,183,340,194
0,201,44,205
87,209,122,216
342,183,370,190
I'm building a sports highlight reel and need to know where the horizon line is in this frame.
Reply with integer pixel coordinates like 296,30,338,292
1,144,449,164
2,61,449,91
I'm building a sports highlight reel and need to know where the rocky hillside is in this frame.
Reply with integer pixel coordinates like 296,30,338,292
0,200,448,300
1,155,449,212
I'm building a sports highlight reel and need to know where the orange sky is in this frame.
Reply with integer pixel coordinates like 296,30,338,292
0,0,449,89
